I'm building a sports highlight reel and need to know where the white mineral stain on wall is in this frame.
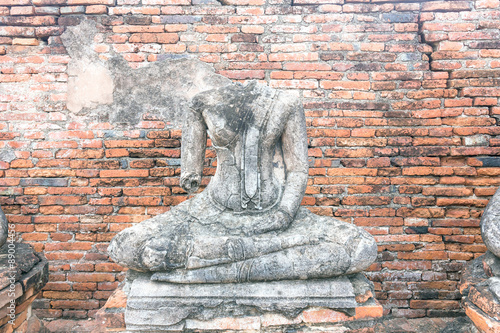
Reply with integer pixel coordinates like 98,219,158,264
67,61,114,113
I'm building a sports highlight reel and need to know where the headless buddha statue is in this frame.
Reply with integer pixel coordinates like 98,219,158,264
108,82,377,283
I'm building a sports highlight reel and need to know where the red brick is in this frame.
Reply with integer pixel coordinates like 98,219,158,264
39,196,87,206
68,273,115,283
50,300,100,310
218,70,265,80
398,251,448,260
129,33,179,44
49,131,94,140
421,1,472,12
410,300,460,310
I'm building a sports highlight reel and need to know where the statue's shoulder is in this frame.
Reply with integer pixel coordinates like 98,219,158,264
190,82,302,122
274,89,303,122
190,90,218,114
190,83,242,112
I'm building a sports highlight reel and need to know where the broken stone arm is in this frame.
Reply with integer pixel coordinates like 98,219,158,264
180,107,207,194
251,104,309,234
278,104,309,220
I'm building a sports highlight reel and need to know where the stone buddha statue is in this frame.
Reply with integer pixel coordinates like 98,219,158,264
108,82,377,284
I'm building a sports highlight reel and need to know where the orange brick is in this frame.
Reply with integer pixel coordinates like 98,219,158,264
100,170,149,178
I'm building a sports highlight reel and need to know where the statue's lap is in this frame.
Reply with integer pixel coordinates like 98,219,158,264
109,190,377,278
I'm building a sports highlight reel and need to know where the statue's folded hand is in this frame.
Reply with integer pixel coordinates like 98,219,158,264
252,209,293,235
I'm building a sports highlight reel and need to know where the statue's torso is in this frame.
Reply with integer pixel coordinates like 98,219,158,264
193,84,291,213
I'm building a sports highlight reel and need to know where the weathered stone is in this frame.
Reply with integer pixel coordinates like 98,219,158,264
468,280,500,321
0,243,49,333
460,256,489,296
61,20,230,125
488,277,500,303
109,82,377,283
460,252,500,332
10,243,40,275
125,275,364,330
480,187,500,258
0,206,6,248
482,251,500,278
18,256,49,300
95,272,383,332
0,148,16,164
0,242,40,291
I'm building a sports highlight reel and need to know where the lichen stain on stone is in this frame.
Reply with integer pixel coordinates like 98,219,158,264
61,19,230,126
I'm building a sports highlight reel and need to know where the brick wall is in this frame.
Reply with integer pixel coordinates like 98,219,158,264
0,0,499,320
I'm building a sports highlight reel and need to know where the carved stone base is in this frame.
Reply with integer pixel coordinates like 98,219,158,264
97,273,382,332
460,252,500,333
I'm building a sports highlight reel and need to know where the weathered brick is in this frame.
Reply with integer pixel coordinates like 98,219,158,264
100,170,149,178
421,1,472,12
129,33,179,44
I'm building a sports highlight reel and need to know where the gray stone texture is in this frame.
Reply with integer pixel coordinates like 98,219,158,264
0,243,49,332
483,251,500,277
488,276,500,302
124,273,374,331
0,206,6,248
0,148,16,164
61,20,230,126
108,81,377,283
482,251,500,300
0,243,42,291
481,187,500,258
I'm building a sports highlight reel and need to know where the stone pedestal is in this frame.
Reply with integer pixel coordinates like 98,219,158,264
102,69,381,332
460,252,500,333
95,273,382,332
0,243,49,333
